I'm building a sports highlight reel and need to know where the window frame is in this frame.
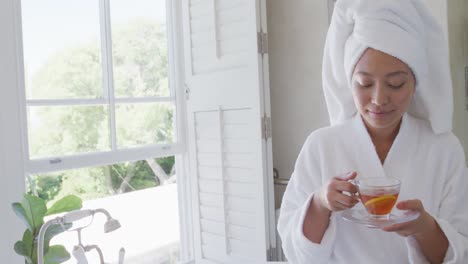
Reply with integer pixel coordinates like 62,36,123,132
18,0,185,175
13,0,194,262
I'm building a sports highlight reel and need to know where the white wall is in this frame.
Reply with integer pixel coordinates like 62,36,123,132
427,0,468,160
447,0,468,159
425,0,468,160
0,0,27,262
266,0,330,207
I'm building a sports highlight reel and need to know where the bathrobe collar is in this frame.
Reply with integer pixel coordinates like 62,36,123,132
351,112,418,181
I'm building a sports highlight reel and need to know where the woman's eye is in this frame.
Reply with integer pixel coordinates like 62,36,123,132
359,83,372,88
389,83,405,89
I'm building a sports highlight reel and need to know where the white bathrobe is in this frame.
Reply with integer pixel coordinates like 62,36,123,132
277,113,468,263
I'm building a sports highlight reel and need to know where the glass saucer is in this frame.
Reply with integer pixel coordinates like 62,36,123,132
341,208,420,228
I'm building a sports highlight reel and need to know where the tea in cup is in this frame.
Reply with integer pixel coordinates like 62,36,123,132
353,177,401,219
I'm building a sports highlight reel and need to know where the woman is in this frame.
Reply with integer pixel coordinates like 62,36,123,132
277,0,468,263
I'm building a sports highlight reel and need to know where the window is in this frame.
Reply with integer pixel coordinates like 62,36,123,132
21,0,181,170
19,0,184,263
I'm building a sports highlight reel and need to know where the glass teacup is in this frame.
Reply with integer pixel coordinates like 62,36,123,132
353,177,401,219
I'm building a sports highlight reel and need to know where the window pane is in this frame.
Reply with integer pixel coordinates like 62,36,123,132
28,157,176,201
28,105,110,158
110,0,170,98
116,102,175,148
21,0,103,99
27,157,180,263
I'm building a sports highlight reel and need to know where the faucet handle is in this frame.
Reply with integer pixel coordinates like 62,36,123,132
72,245,89,264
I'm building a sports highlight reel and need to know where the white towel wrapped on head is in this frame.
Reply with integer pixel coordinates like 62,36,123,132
322,0,453,134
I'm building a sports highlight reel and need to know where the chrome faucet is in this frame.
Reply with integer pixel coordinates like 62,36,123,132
37,208,124,264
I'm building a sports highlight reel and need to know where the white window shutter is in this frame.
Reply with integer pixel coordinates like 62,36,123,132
181,0,273,263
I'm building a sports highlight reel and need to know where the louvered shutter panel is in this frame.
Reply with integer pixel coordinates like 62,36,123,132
182,0,273,263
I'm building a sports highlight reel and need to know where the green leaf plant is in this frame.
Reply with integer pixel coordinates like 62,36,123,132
12,194,82,264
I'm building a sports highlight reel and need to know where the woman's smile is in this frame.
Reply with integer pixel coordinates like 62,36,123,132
367,109,395,119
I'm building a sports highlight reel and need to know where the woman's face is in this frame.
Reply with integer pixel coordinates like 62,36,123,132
351,48,416,134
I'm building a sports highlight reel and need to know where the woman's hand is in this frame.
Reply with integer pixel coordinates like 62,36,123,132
381,199,436,237
304,172,360,243
382,199,449,263
316,172,360,212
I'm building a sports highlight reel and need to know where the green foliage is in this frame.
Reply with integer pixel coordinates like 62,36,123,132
31,43,102,99
44,246,71,264
12,202,31,231
33,175,63,201
29,105,109,158
21,194,47,231
12,194,82,264
110,160,156,190
46,195,82,216
115,103,174,147
157,156,175,175
14,240,29,258
112,19,169,97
